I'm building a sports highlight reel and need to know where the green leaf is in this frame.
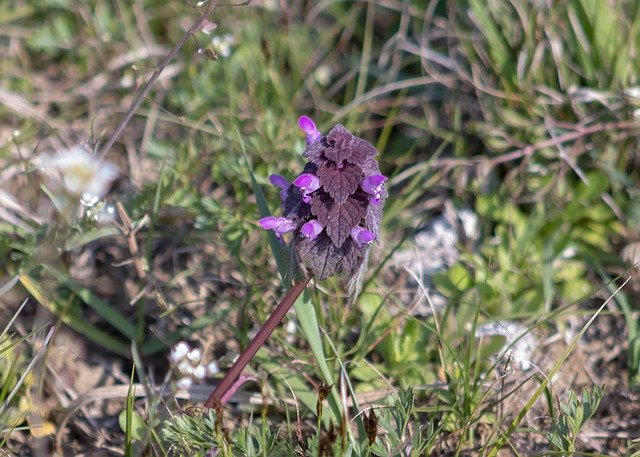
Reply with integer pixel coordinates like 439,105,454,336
447,263,473,292
64,226,120,251
119,408,145,442
293,292,341,425
19,275,129,357
237,128,288,282
65,282,137,340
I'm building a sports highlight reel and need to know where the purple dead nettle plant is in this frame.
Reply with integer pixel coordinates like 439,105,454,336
260,115,387,282
203,116,387,410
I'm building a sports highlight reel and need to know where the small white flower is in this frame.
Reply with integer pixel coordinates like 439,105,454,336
193,365,206,380
210,34,234,58
92,204,116,223
286,320,297,334
186,348,202,363
176,377,193,389
43,146,118,199
207,361,219,376
81,192,100,207
177,360,194,375
169,341,190,363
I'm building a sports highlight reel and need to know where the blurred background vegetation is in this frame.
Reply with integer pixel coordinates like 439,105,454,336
1,0,640,454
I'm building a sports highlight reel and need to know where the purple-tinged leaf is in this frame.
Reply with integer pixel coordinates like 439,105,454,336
310,192,368,246
323,125,354,164
323,125,379,166
350,137,378,161
358,157,382,177
302,139,328,167
317,164,363,204
365,199,384,236
297,234,366,280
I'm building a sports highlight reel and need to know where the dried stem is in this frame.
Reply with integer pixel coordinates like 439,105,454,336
98,3,216,159
203,275,312,409
435,119,640,168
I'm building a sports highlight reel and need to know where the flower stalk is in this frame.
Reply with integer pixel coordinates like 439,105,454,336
203,275,312,408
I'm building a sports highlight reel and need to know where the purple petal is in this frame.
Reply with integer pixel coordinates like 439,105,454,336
350,226,376,245
259,216,296,237
275,218,297,237
300,220,323,240
361,174,387,195
298,116,316,133
293,173,321,194
269,174,289,190
259,216,279,230
298,116,322,144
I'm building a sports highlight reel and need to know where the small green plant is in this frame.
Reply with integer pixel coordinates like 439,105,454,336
161,408,227,456
628,438,640,457
546,386,604,454
369,387,436,457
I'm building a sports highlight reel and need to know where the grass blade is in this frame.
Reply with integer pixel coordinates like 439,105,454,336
0,326,55,418
19,275,130,357
486,276,631,455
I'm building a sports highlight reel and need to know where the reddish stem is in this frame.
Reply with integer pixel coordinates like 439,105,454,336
203,275,312,409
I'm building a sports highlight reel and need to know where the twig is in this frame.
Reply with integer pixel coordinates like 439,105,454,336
203,275,312,408
98,3,216,159
435,119,640,168
115,202,148,280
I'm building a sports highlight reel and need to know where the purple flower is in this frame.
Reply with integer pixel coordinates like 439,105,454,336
269,174,289,204
350,226,376,245
293,173,321,203
269,174,288,189
298,116,322,144
259,216,296,239
361,174,388,205
262,122,385,281
300,220,323,240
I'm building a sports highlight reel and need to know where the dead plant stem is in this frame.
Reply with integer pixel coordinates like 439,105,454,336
203,275,312,408
98,3,216,159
